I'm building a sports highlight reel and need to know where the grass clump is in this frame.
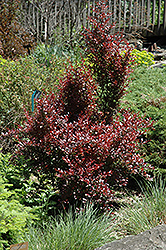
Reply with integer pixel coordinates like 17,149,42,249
18,203,117,250
15,179,166,249
32,42,84,67
116,178,166,236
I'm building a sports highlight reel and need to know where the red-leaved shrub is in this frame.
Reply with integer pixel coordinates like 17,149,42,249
58,62,98,122
8,95,153,210
5,1,154,211
82,1,133,122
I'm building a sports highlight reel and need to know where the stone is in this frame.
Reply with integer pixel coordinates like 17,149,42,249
149,60,166,68
95,224,166,250
153,52,166,61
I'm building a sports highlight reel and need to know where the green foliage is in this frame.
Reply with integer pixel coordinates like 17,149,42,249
18,203,117,250
32,42,83,67
0,56,9,66
1,149,30,181
0,151,58,220
152,1,165,25
0,174,33,249
0,55,65,133
20,173,59,220
116,178,166,235
130,49,155,67
121,66,166,175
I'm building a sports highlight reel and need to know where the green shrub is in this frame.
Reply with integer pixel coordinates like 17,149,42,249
121,66,166,176
0,175,34,249
130,49,155,67
0,151,27,189
0,55,65,134
0,151,58,220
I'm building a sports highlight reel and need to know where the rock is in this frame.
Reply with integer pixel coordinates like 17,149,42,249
149,60,166,68
129,39,143,50
148,43,157,52
95,224,166,250
152,51,166,61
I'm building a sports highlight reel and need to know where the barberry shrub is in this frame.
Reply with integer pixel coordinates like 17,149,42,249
58,62,98,122
82,1,133,122
6,1,154,211
8,71,153,211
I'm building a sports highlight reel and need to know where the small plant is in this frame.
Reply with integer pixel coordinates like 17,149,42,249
0,150,59,220
116,178,166,236
0,151,25,189
0,175,34,249
0,55,9,66
32,42,83,67
18,203,117,250
131,49,155,67
32,43,68,67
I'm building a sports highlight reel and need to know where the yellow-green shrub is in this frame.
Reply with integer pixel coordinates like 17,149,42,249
131,49,155,67
0,176,34,249
0,55,65,132
0,55,9,66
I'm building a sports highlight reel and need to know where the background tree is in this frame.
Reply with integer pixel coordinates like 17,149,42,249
19,0,87,47
0,0,35,59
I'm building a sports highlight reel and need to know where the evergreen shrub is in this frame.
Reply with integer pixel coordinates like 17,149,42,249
121,66,166,177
